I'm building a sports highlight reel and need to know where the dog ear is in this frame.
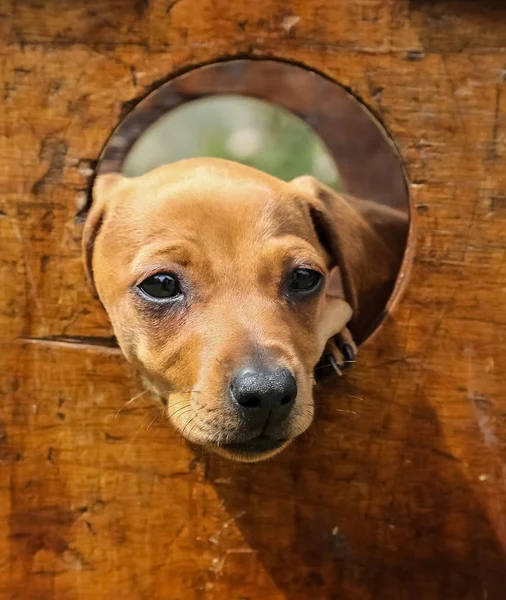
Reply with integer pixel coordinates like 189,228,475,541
291,175,404,341
82,173,126,296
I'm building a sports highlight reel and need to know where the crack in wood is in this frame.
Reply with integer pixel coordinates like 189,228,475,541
19,335,120,353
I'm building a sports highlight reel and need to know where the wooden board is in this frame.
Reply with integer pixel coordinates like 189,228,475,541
1,0,506,597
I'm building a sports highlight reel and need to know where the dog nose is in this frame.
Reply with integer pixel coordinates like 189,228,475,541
229,366,297,428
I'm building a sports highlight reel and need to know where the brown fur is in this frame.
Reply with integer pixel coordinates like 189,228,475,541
83,158,406,461
290,176,408,343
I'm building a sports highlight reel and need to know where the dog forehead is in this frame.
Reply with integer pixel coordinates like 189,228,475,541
116,163,305,238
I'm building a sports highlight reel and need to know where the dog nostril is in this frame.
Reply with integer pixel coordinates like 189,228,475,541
280,395,292,406
240,396,262,408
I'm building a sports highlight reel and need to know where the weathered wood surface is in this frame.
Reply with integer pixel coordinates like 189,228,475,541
1,0,506,598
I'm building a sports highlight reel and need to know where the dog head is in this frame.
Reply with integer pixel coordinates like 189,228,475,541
83,158,399,461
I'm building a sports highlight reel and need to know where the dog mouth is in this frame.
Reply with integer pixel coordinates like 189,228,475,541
224,436,286,453
203,435,289,462
212,435,288,461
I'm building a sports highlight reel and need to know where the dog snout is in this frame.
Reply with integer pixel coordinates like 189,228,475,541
229,365,297,428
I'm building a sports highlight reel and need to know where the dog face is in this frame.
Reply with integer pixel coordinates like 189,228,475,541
83,158,396,461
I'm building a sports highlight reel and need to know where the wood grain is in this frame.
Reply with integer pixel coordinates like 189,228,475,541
1,0,506,598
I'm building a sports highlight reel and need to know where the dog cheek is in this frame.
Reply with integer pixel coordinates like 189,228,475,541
140,318,203,385
106,307,141,364
296,380,316,431
288,320,323,375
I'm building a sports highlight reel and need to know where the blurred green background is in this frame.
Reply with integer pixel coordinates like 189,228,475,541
123,95,340,190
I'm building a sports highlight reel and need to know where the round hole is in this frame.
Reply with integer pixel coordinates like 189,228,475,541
123,95,340,190
95,59,411,344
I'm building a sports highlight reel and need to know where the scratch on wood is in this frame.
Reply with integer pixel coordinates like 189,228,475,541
129,65,138,87
431,448,460,463
406,50,425,61
487,84,502,161
440,54,468,143
167,524,187,550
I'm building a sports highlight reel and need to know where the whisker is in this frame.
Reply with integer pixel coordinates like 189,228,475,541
172,408,193,426
154,387,201,397
115,386,202,419
165,398,189,411
311,360,356,374
118,414,155,462
167,403,192,421
186,421,199,440
146,413,161,431
181,414,196,439
115,388,154,418
297,400,355,416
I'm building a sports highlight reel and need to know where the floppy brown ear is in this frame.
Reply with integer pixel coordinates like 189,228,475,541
291,175,406,342
82,173,126,296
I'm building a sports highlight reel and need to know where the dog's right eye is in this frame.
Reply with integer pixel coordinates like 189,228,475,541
138,273,182,299
287,268,323,295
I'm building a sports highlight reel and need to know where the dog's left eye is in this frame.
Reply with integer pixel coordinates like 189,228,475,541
138,273,181,299
288,268,323,294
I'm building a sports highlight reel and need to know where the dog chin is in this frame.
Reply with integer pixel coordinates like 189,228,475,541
208,438,293,463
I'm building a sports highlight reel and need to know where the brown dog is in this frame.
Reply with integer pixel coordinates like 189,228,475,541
83,158,406,461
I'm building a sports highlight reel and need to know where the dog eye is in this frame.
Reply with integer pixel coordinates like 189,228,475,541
288,268,323,294
138,273,181,299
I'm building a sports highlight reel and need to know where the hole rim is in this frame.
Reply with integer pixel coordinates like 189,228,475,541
91,57,413,347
